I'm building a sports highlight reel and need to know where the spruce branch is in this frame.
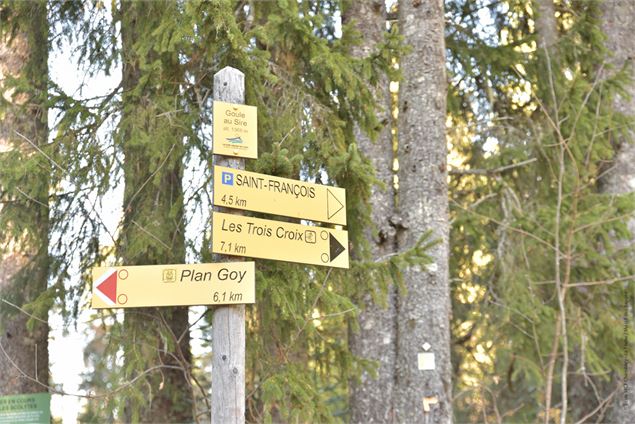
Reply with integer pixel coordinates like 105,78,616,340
448,157,537,176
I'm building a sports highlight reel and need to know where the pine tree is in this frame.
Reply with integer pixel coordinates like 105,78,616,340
117,1,192,421
447,1,634,421
342,2,399,422
394,0,452,422
0,0,50,396
601,1,635,421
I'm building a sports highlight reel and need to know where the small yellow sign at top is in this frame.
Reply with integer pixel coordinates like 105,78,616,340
213,101,258,159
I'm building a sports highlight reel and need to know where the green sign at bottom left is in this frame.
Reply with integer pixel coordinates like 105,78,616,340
0,392,50,424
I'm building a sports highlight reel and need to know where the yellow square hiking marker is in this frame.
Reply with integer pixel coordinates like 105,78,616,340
213,101,257,159
91,262,255,308
212,212,349,268
214,166,346,225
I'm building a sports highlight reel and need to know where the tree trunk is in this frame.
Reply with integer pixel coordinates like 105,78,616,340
118,2,192,422
534,0,560,118
535,0,558,52
533,2,565,420
342,2,399,422
0,0,49,396
600,1,635,422
394,0,452,422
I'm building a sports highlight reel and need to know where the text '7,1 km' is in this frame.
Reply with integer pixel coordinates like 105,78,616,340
212,212,349,269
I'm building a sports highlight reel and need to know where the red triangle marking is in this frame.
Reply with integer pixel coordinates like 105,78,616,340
97,272,117,304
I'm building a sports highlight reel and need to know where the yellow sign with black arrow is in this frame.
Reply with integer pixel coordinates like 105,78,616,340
212,212,349,268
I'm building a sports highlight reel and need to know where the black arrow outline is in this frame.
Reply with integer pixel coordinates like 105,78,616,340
327,188,344,220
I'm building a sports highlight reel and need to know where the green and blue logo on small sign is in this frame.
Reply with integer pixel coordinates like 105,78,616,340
226,136,244,145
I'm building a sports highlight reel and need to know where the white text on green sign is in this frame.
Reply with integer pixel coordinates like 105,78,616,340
0,393,50,424
214,166,346,225
212,212,348,268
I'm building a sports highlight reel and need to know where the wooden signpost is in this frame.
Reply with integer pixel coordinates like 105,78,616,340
209,67,348,423
210,67,249,424
90,66,349,423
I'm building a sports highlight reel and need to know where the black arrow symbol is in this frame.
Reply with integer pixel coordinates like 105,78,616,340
329,233,345,262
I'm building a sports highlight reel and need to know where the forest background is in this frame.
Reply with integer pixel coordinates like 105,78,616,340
1,0,634,423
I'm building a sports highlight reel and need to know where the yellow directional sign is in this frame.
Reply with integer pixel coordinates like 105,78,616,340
91,262,255,309
212,212,349,268
213,166,346,225
213,101,258,159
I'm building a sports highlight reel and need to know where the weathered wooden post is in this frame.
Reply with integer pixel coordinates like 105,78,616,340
207,65,348,423
211,66,246,424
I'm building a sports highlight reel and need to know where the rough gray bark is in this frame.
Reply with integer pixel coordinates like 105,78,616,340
119,2,192,422
535,0,558,51
600,1,635,422
211,66,246,424
0,0,49,396
342,2,399,422
534,0,561,122
394,0,452,422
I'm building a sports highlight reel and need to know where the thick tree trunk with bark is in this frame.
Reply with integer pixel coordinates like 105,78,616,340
119,2,192,422
342,2,399,422
600,1,635,422
0,0,49,396
394,0,452,422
